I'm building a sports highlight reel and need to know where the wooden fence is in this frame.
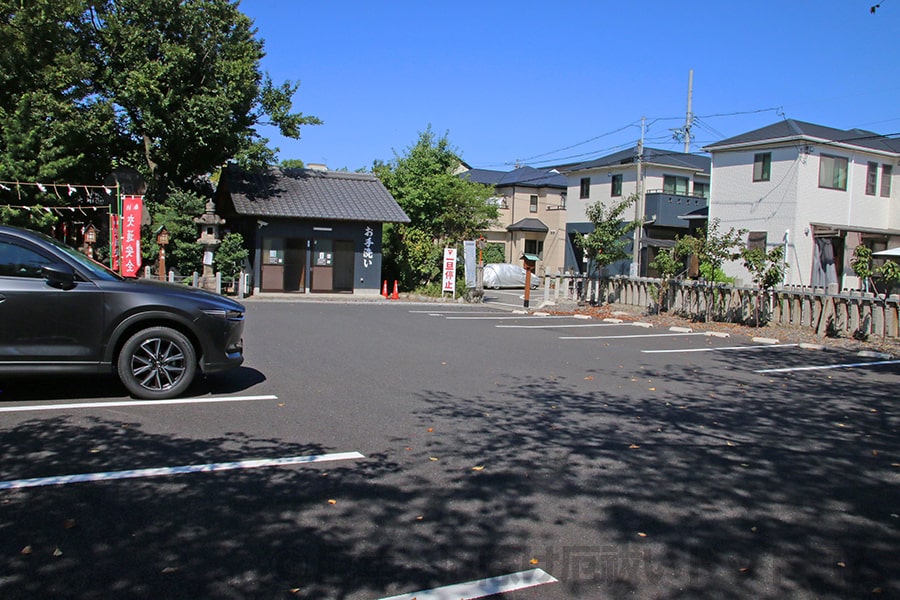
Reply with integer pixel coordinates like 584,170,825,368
536,274,900,340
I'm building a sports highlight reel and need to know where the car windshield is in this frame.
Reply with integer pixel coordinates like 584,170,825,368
39,232,123,281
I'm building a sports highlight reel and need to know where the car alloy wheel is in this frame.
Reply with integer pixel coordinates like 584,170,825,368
117,326,197,399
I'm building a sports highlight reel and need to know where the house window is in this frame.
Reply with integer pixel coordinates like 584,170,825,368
693,182,709,198
579,177,591,199
488,196,508,209
866,162,878,196
753,153,771,182
610,174,623,197
882,164,893,197
818,154,848,190
524,239,544,259
559,192,567,209
663,175,689,195
529,195,538,213
747,231,767,251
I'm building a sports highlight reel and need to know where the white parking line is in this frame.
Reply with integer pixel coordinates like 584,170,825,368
560,332,710,340
0,395,280,413
497,322,626,329
378,568,558,600
0,451,365,490
447,315,572,320
755,359,900,374
643,344,800,354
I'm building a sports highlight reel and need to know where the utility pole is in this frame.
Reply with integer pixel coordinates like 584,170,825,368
683,69,694,153
632,117,645,278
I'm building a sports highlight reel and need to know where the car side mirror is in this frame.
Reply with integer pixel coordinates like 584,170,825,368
42,263,77,290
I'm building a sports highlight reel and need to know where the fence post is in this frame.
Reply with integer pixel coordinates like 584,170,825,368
215,271,222,295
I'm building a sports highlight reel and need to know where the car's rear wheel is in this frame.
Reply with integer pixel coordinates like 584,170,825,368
117,326,197,399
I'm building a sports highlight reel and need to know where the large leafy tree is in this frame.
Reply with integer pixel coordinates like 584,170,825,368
0,0,319,199
374,127,497,290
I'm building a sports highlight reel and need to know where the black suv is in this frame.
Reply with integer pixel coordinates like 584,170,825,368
0,225,245,399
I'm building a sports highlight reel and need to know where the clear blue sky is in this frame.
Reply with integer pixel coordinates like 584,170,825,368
239,0,899,172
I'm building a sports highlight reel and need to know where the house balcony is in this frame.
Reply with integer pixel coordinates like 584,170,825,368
643,190,708,229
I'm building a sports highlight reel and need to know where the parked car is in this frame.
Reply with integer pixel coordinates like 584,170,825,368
482,263,542,289
0,225,245,399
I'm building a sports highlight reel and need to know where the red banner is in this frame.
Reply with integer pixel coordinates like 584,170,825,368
109,213,120,272
120,195,143,277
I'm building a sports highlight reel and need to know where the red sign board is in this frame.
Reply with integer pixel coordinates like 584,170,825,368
120,195,143,277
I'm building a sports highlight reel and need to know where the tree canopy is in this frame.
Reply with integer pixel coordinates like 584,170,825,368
373,127,497,290
0,0,320,200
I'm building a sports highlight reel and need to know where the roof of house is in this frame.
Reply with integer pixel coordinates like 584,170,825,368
507,218,549,232
703,119,900,154
218,166,410,223
562,146,711,175
462,166,568,189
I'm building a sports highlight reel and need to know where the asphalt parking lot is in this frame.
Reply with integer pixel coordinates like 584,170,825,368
1,300,898,599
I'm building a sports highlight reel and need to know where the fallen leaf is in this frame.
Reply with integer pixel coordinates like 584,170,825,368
289,589,301,595
161,566,179,574
726,441,735,447
405,447,413,451
837,562,846,568
648,387,656,391
751,526,758,532
872,450,879,456
429,457,439,461
739,567,750,573
278,403,285,407
530,558,539,565
20,545,32,555
327,499,337,505
471,465,485,471
629,444,641,449
584,376,594,381
53,548,63,557
416,515,424,521
427,428,434,433
637,532,647,537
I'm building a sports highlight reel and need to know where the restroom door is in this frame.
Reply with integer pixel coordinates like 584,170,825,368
283,238,306,292
310,239,333,292
333,240,355,292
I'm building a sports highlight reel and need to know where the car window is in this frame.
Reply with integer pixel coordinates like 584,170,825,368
0,239,56,278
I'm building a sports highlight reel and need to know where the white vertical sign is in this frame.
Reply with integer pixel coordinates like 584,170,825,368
442,247,457,294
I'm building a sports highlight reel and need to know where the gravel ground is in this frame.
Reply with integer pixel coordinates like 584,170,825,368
544,301,900,357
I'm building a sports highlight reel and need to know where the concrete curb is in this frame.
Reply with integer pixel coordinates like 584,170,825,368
752,337,781,345
858,350,893,360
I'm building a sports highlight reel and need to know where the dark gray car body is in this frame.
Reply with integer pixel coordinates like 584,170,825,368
0,225,244,393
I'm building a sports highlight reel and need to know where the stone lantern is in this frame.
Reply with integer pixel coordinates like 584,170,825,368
194,200,225,291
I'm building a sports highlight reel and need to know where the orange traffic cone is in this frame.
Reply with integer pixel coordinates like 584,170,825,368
391,280,399,300
382,280,389,298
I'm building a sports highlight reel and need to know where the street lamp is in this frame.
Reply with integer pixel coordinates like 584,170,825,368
83,224,97,259
155,226,169,281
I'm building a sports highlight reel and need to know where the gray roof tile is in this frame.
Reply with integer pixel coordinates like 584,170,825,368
703,119,900,154
221,166,410,223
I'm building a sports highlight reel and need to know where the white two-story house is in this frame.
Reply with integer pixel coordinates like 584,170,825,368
703,120,900,289
562,146,711,276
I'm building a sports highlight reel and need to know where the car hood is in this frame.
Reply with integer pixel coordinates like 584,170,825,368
97,278,245,311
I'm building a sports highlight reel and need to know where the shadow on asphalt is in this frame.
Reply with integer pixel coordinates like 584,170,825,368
0,347,897,599
0,366,267,403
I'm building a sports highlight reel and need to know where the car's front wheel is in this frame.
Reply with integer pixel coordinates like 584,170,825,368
117,326,197,399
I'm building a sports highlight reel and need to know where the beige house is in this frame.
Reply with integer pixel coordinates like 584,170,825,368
462,166,569,276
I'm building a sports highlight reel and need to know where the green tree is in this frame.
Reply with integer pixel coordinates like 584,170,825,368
215,231,249,279
877,259,900,293
741,245,786,326
0,0,320,197
850,244,874,291
279,159,306,169
144,189,205,275
375,127,497,290
648,245,681,312
676,218,746,283
575,194,641,276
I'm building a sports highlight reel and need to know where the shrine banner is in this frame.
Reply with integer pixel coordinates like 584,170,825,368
120,195,143,277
